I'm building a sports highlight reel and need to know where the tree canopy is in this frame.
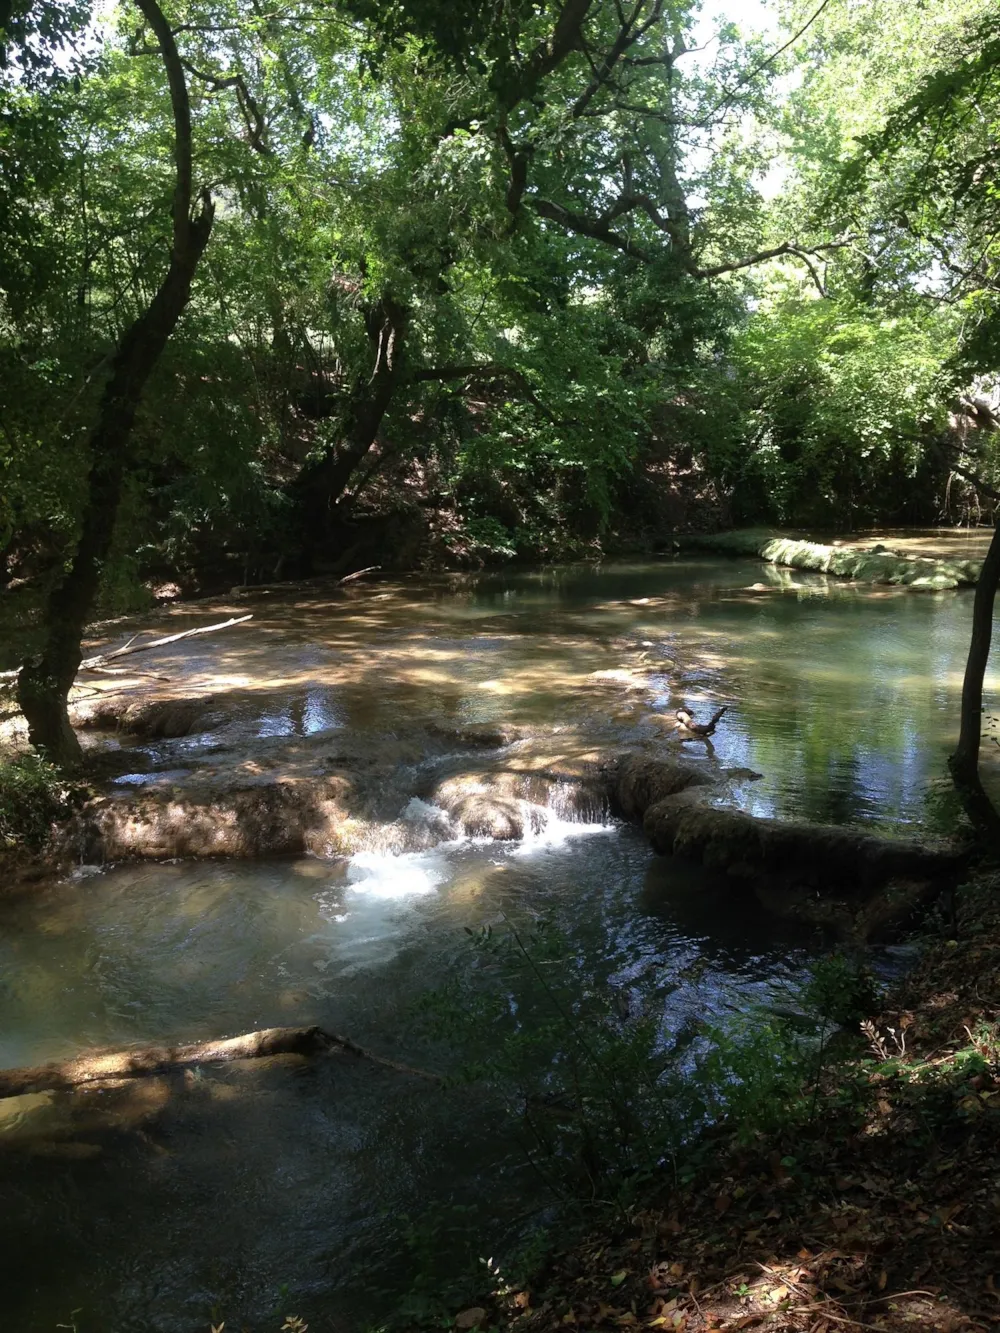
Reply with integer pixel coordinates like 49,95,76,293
2,0,1000,758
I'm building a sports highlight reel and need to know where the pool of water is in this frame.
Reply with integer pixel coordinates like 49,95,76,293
0,556,986,1329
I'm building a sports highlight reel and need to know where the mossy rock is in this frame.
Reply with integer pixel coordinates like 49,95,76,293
606,753,717,820
683,531,980,590
643,800,967,892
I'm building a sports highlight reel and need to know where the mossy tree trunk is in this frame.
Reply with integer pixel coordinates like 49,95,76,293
16,0,213,767
949,517,1000,843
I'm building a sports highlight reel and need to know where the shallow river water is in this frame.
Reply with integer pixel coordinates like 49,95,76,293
0,557,991,1331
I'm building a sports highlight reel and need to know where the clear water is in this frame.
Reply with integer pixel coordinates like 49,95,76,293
0,556,985,1330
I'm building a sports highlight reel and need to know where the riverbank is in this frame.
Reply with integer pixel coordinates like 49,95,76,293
682,530,985,589
0,559,994,1329
440,874,1000,1333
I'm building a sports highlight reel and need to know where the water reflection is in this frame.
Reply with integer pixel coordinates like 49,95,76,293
1,829,825,1332
0,557,990,1329
73,556,991,831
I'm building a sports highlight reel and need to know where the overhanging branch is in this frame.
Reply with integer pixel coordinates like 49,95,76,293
691,238,853,279
413,362,557,421
530,196,653,260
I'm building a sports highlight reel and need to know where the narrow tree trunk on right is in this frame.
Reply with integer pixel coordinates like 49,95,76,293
949,517,1000,843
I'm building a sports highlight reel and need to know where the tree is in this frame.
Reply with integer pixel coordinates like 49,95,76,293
15,0,214,764
4,0,900,761
783,0,1000,835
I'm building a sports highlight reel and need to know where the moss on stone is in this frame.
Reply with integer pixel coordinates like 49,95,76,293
683,531,981,589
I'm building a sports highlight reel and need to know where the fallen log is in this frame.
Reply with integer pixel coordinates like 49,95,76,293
0,1024,439,1100
339,564,381,584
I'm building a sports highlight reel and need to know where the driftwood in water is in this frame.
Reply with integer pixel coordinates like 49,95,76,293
0,615,254,684
339,564,381,584
0,1024,438,1100
77,614,253,673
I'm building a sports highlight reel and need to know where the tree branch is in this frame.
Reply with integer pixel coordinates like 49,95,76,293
133,38,272,156
691,238,852,279
413,362,557,421
530,196,653,260
571,0,664,119
950,461,1000,502
697,0,836,128
134,0,197,243
497,0,595,111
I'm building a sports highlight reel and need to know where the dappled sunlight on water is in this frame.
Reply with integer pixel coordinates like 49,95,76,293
0,827,834,1332
64,556,995,830
0,557,991,1329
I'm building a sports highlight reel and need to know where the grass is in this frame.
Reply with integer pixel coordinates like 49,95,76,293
0,750,86,852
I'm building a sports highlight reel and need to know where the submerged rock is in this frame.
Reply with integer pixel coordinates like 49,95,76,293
70,695,217,739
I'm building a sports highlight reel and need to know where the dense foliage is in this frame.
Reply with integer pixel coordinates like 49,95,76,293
2,0,1000,755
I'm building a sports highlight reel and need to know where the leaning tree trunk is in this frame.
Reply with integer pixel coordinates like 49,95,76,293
294,294,409,573
17,0,213,767
949,516,1000,843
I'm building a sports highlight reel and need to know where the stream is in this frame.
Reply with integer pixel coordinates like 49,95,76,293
0,556,989,1331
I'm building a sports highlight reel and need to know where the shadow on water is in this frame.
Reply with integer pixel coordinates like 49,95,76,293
0,833,827,1333
69,555,991,831
0,557,987,1329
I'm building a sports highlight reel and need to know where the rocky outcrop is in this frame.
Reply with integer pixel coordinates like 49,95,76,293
603,751,968,939
683,530,980,590
429,767,608,840
63,775,356,861
641,800,966,892
607,753,715,821
70,695,219,739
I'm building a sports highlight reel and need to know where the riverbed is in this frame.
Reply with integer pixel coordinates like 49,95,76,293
0,556,990,1330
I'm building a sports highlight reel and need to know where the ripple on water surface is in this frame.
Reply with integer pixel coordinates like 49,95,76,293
1,824,828,1333
1,557,975,1328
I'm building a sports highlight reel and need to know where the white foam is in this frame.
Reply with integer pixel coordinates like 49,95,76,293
345,849,447,899
401,796,454,831
510,803,617,856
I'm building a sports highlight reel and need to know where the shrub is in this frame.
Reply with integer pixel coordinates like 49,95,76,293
0,752,85,851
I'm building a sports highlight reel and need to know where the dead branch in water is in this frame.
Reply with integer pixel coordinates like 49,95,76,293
0,1024,440,1099
339,564,381,583
0,615,253,684
78,614,253,671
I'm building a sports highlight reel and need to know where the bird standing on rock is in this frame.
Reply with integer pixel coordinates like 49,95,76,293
675,704,728,738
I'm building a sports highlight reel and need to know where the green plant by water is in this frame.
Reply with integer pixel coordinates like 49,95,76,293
0,751,86,851
395,921,890,1324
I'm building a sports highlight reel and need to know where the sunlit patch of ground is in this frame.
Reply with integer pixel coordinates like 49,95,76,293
820,527,995,563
